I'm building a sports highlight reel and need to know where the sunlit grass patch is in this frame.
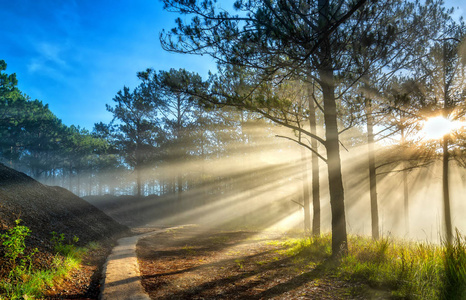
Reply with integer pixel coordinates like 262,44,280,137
339,235,444,299
262,233,466,299
270,234,332,260
0,247,89,300
0,221,101,299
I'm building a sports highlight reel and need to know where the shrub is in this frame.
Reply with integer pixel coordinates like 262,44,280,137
0,219,38,277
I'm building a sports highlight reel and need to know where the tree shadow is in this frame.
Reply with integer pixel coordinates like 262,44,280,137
141,240,335,300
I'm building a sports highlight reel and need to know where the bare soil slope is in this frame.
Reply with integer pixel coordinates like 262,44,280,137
0,163,129,247
0,163,130,298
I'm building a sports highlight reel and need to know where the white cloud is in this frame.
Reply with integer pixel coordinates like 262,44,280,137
38,42,68,67
26,41,74,80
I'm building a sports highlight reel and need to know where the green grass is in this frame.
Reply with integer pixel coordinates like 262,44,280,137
339,236,443,299
268,232,466,299
0,244,91,300
0,221,100,299
442,231,466,300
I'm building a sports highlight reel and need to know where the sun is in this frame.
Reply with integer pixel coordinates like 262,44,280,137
421,116,463,140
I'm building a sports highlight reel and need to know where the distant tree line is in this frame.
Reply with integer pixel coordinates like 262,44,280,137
0,61,291,204
0,60,115,194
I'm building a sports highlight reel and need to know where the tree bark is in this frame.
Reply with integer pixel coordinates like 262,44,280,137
365,99,379,240
136,165,142,198
300,144,311,233
308,90,321,236
403,161,409,234
443,135,452,244
401,126,409,235
321,68,348,255
318,0,347,256
442,40,453,245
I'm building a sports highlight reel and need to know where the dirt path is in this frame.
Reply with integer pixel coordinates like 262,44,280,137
136,227,364,299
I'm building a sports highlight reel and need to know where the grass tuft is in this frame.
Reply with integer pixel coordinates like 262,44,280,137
441,230,466,300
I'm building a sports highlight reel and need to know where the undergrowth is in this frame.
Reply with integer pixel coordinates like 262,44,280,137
442,230,466,300
0,220,95,300
271,232,466,299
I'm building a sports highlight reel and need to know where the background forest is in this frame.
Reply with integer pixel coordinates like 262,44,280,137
2,0,466,255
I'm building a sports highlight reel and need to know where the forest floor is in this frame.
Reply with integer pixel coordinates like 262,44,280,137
41,244,112,299
137,226,373,300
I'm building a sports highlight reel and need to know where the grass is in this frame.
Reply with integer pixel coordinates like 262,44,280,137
0,221,100,299
442,231,466,299
267,232,466,299
0,254,82,300
0,244,93,300
339,236,443,299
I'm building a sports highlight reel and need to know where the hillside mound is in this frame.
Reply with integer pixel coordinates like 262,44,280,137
0,163,129,250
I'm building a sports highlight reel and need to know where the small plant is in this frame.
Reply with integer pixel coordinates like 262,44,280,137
0,220,40,299
0,219,38,277
235,258,244,269
0,223,93,299
51,231,80,257
182,244,196,254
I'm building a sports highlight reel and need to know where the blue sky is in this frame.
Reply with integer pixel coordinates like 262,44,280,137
0,0,464,130
0,0,215,130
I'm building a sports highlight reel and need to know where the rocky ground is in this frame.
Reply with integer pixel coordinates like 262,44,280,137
0,163,129,298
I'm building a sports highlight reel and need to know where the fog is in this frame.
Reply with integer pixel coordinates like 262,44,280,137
70,122,466,244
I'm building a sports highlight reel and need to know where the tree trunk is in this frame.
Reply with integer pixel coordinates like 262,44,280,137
318,0,347,256
300,145,311,233
177,174,183,202
321,68,348,256
136,165,142,198
442,41,453,245
443,135,452,244
365,99,379,240
403,161,409,234
308,88,321,236
69,163,73,191
77,164,81,197
401,126,409,234
88,173,92,196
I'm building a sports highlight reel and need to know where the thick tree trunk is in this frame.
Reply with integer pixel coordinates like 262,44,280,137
318,0,347,256
308,92,321,236
321,68,348,256
365,99,379,240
